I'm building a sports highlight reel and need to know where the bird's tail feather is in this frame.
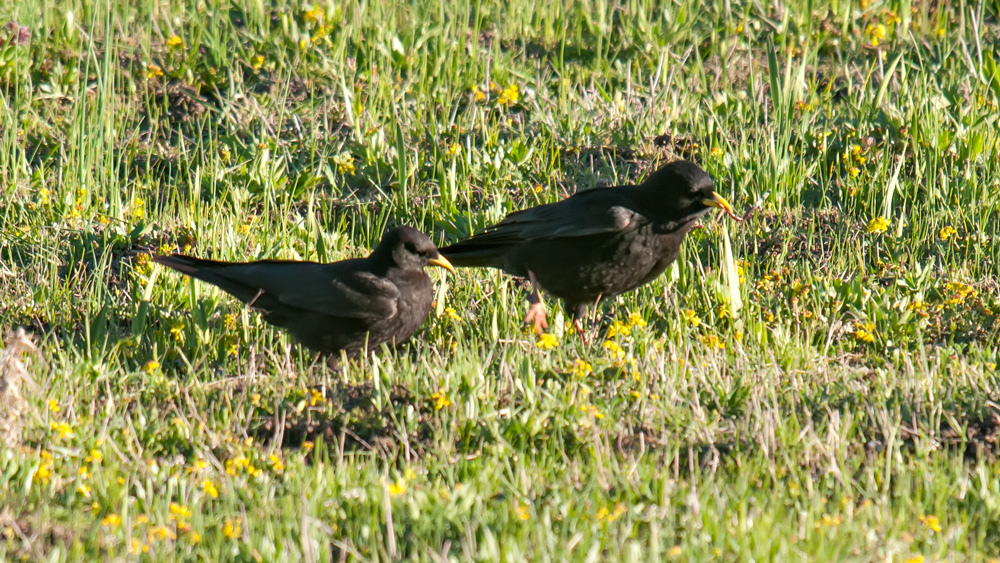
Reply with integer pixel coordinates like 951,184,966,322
153,254,262,304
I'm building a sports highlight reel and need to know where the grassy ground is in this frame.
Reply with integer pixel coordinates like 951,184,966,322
2,0,1000,560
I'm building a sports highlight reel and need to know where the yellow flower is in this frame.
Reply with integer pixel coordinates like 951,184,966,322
515,503,530,521
101,514,122,528
388,479,407,496
865,23,887,46
202,479,219,498
142,360,159,374
77,484,91,498
47,400,60,413
570,359,592,378
165,35,184,49
580,405,604,419
626,312,646,328
148,526,176,542
51,421,74,439
251,55,264,70
440,307,461,322
603,340,625,361
848,166,861,177
222,517,242,540
170,323,185,343
938,226,957,241
446,143,461,156
681,309,701,326
303,7,323,23
944,281,976,305
497,84,520,107
854,322,876,344
918,514,941,533
431,390,452,410
471,85,486,102
710,147,724,158
131,197,145,221
606,320,630,338
146,64,164,79
866,216,888,234
169,502,192,519
698,334,726,350
669,545,682,557
129,539,149,554
903,556,924,563
269,454,285,473
86,449,103,463
536,333,558,349
596,502,625,522
333,152,355,175
310,389,325,406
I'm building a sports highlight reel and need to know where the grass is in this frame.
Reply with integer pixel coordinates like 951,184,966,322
1,0,1000,560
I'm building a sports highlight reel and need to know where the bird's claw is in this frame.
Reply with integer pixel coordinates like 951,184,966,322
524,302,549,334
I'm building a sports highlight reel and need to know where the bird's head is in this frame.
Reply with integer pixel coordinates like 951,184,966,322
641,160,741,223
378,226,456,274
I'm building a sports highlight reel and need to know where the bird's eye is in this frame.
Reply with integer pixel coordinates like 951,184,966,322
404,242,419,254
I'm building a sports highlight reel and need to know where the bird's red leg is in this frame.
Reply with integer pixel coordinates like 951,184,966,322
573,317,588,346
524,270,549,334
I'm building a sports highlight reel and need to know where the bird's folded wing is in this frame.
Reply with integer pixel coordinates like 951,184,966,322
273,270,400,319
480,190,641,243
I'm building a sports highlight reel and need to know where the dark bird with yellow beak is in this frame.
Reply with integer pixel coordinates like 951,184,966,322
439,160,741,333
154,226,455,357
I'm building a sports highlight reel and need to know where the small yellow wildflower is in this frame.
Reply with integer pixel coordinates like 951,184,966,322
77,484,91,498
165,35,184,49
849,166,861,177
148,526,176,542
170,323,185,343
867,217,888,234
626,312,647,328
310,389,325,406
129,539,149,554
570,359,592,378
333,152,355,175
580,405,604,420
222,517,242,540
596,503,626,522
866,23,887,46
710,147,724,158
202,479,219,498
603,340,625,361
446,143,461,156
269,454,285,474
669,545,682,557
142,360,159,374
388,479,407,496
51,421,74,439
47,400,60,413
699,334,726,350
606,320,630,338
169,502,192,519
938,226,957,241
431,390,452,410
515,503,530,520
854,322,876,344
441,307,461,322
903,556,924,563
251,55,264,70
101,514,122,528
146,64,164,79
303,7,323,23
681,309,701,326
471,85,486,102
536,333,558,350
86,449,103,463
944,281,976,305
919,514,941,533
497,84,519,107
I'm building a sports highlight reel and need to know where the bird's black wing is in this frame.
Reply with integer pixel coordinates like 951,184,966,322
154,256,400,320
460,188,642,246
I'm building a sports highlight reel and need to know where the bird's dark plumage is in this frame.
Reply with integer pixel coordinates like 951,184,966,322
440,160,740,327
153,226,455,357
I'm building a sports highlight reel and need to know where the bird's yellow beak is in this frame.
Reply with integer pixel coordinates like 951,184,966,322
702,192,743,222
428,254,456,274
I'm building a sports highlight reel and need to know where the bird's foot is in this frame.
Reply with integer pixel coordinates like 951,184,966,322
573,317,589,346
524,301,549,334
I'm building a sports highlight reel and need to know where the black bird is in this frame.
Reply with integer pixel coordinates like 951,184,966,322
153,226,456,357
439,160,741,333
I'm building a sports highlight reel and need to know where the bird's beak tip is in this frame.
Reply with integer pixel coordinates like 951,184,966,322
428,254,456,274
702,193,743,222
